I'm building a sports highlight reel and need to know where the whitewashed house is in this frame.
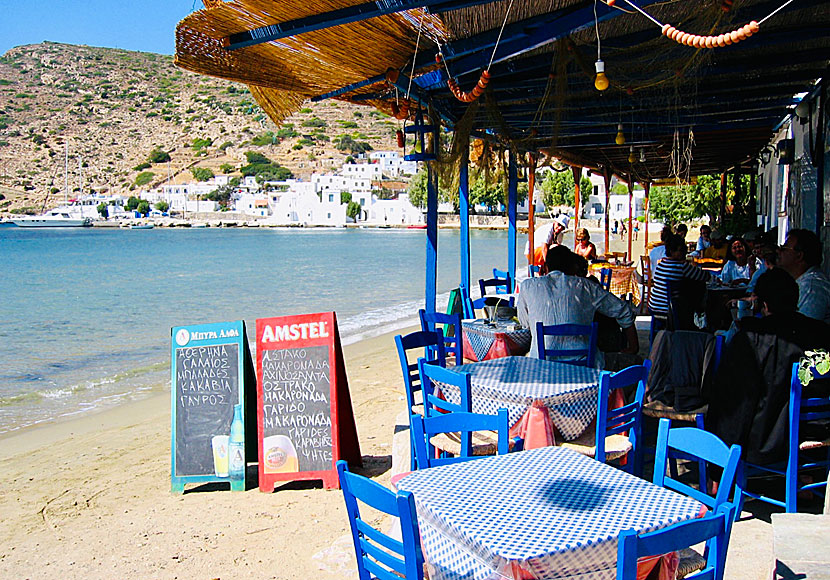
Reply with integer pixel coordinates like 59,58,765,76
365,193,424,225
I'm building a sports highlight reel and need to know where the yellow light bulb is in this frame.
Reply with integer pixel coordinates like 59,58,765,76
594,60,609,91
615,123,625,145
628,146,636,164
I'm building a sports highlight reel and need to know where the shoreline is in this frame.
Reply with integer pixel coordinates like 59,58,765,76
0,325,418,579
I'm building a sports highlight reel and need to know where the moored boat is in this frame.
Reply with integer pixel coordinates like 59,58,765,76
11,211,92,228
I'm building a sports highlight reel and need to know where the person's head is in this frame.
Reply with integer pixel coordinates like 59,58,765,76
757,245,777,269
575,228,590,244
674,223,688,239
700,225,711,240
778,229,822,277
753,268,798,315
572,254,589,277
660,225,672,243
710,229,725,247
729,238,748,264
665,234,687,259
552,215,570,238
545,245,575,275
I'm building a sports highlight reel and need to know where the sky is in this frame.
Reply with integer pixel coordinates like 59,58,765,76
0,1,199,57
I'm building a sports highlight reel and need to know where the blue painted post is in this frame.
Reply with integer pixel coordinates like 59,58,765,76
507,150,518,286
426,162,438,313
459,153,471,295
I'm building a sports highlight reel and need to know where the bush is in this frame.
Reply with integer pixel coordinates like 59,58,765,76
97,202,108,218
191,137,213,150
191,167,214,181
155,201,169,213
137,201,150,215
218,141,233,151
244,151,270,164
250,131,276,146
133,162,151,171
148,148,170,163
299,107,313,114
219,163,235,174
135,171,154,186
338,120,358,128
276,126,298,139
301,117,326,128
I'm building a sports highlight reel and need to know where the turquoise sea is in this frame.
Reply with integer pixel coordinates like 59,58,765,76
0,225,527,433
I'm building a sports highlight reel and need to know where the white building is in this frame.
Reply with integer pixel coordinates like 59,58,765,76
364,193,424,225
261,179,346,226
368,151,418,177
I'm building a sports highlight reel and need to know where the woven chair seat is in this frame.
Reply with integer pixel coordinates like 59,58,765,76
642,399,708,423
429,430,504,457
800,437,830,451
676,547,706,579
560,430,633,461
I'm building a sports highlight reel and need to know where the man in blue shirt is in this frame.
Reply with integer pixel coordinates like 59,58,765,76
777,228,830,324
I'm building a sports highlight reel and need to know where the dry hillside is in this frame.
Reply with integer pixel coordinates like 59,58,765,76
0,42,399,215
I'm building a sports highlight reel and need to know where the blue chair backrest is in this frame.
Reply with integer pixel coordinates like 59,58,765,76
418,309,462,365
479,277,511,297
458,285,475,319
596,361,651,475
395,330,445,414
492,268,513,293
337,461,424,580
535,321,598,367
654,419,742,510
418,358,472,417
787,361,830,498
617,502,737,580
600,267,612,291
528,264,541,278
411,409,509,469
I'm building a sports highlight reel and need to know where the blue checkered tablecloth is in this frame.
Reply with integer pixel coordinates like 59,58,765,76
463,319,532,361
438,356,601,440
397,447,703,580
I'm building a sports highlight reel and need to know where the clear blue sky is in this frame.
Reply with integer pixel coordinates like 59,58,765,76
0,1,198,56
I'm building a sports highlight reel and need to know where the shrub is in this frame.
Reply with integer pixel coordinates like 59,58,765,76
218,141,233,151
137,201,150,215
301,117,326,128
191,137,213,150
292,143,303,150
299,107,313,114
155,201,169,213
219,163,235,174
191,167,214,181
133,162,151,171
250,131,276,146
338,120,358,128
135,171,154,186
148,148,170,163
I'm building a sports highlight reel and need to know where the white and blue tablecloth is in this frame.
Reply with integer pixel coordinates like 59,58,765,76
437,356,601,440
463,319,532,361
397,446,703,580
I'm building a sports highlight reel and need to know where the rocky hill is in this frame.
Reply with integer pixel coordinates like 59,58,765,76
0,42,400,215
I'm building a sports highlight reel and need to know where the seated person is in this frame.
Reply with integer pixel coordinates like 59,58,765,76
674,223,688,241
649,225,672,275
648,234,711,327
524,215,569,267
746,245,775,293
719,238,757,286
574,228,597,261
517,246,638,369
702,229,728,260
777,228,830,324
705,268,830,464
691,224,711,257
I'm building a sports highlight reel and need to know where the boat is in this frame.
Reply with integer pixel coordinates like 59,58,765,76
406,224,427,230
129,223,155,230
11,211,92,228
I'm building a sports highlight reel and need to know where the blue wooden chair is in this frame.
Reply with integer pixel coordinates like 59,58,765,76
336,461,425,580
417,358,471,418
616,501,737,580
599,267,612,291
562,362,650,477
411,409,510,469
654,419,742,512
492,268,513,293
479,276,511,297
535,321,598,367
394,330,445,470
738,362,830,513
418,309,462,366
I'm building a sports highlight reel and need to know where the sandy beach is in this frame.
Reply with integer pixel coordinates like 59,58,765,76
0,327,416,579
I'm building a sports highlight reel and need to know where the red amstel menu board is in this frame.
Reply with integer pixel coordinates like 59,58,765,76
255,312,361,491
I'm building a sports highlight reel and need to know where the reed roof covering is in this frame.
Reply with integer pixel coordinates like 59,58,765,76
176,0,830,180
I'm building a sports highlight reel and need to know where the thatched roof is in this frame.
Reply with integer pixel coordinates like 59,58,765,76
175,0,830,179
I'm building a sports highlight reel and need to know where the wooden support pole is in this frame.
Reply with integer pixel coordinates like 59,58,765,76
644,182,651,251
572,165,582,249
603,170,612,256
627,175,634,261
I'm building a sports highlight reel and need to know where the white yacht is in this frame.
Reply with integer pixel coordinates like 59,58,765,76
11,210,92,228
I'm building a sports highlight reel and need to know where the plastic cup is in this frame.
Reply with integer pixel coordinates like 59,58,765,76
212,435,229,477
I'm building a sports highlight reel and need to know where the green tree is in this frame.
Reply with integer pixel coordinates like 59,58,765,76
347,201,362,220
155,201,170,213
205,183,235,209
147,147,170,163
340,191,352,205
219,163,235,174
648,174,754,231
137,201,150,216
96,202,108,218
333,134,372,154
191,167,214,181
125,196,141,211
539,170,591,209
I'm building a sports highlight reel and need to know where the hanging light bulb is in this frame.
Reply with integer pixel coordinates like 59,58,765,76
615,123,625,145
628,146,636,164
639,148,646,163
594,60,609,91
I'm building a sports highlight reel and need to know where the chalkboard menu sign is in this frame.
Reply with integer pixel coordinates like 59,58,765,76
170,321,256,493
256,312,361,491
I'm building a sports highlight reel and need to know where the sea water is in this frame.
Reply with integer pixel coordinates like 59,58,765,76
0,226,520,433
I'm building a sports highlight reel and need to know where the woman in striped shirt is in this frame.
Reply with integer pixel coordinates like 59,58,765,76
649,234,712,316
